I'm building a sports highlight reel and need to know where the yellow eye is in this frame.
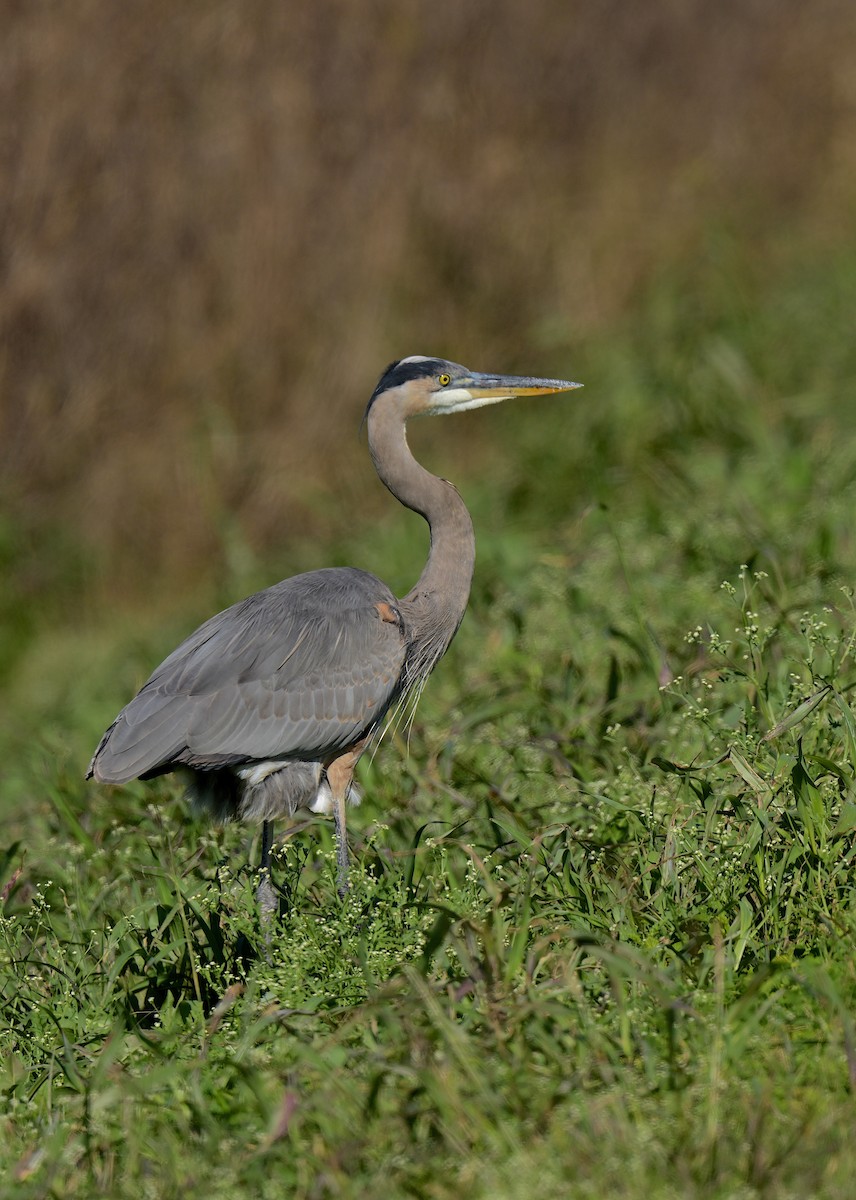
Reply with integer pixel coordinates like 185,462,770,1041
438,373,451,386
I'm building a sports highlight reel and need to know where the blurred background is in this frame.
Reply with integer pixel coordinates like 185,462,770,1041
2,0,856,691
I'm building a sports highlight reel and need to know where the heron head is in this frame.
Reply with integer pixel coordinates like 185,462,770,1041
367,356,582,420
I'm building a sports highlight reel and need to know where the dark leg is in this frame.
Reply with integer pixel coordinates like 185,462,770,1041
257,819,277,922
260,819,274,871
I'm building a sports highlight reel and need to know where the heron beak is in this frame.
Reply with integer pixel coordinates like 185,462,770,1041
431,371,582,414
466,372,583,400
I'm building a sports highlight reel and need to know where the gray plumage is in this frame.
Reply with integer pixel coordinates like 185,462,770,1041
90,568,405,818
87,356,580,892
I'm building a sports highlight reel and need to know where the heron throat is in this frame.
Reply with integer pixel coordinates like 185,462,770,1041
366,395,476,691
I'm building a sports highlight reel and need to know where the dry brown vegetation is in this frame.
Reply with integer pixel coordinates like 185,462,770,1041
2,0,856,598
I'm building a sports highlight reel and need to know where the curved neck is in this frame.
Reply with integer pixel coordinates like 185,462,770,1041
367,395,475,643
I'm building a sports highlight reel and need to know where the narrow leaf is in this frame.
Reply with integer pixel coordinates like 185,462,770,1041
729,748,769,794
762,686,830,742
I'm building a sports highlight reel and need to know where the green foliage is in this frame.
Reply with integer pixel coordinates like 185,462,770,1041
5,248,856,1197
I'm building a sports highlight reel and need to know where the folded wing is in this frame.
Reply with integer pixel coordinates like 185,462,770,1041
87,567,408,783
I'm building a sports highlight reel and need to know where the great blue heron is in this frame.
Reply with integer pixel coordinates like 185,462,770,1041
87,356,581,903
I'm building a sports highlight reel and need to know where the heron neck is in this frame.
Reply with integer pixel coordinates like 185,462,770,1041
367,401,475,638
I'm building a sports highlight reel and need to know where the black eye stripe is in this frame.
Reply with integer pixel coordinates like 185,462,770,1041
366,358,450,413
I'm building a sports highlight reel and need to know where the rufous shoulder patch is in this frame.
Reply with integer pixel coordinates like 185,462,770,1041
375,601,402,627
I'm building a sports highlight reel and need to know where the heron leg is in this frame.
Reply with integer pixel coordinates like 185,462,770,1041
257,819,278,923
326,742,365,899
260,818,274,870
333,791,349,899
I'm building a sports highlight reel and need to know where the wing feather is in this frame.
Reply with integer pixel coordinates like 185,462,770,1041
88,567,407,783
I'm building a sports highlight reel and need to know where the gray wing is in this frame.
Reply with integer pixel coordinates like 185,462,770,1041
88,567,407,783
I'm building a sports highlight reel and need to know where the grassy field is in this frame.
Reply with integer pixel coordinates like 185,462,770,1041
4,243,856,1198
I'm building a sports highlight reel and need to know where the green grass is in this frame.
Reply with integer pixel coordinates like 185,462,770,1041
5,243,856,1197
